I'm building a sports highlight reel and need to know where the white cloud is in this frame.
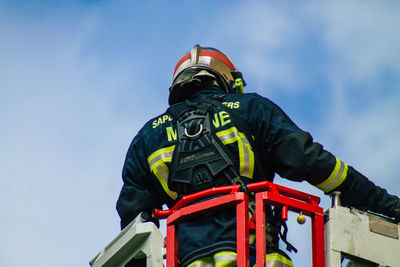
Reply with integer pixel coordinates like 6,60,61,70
0,6,142,266
322,1,400,83
207,1,310,92
320,92,400,187
314,1,400,191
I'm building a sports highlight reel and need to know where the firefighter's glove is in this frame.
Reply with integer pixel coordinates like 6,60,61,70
392,198,400,222
377,192,400,222
370,189,400,223
339,170,400,223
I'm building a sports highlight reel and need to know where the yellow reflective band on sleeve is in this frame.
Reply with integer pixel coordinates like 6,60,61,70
147,145,175,164
147,145,178,200
316,158,348,193
216,127,254,178
265,252,293,267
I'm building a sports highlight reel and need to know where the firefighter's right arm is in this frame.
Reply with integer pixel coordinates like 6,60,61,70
116,134,162,229
116,134,163,267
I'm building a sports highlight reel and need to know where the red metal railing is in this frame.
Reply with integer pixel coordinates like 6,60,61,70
152,181,325,267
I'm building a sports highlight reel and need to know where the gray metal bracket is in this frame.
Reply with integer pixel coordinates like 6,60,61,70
90,213,164,267
324,193,400,267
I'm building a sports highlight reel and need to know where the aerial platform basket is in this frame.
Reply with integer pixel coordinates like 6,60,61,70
90,180,325,266
325,192,400,267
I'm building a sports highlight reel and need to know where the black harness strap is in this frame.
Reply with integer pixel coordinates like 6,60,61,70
206,95,265,180
166,99,237,196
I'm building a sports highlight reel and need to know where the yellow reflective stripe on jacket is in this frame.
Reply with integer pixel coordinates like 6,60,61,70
265,252,293,267
216,126,254,178
214,251,237,267
147,145,175,165
187,251,293,267
316,158,348,193
187,258,213,267
187,251,237,267
147,145,178,200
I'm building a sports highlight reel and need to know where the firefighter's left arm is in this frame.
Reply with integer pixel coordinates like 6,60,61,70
271,130,400,221
258,99,400,221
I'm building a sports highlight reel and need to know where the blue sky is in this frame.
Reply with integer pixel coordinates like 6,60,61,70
1,1,400,266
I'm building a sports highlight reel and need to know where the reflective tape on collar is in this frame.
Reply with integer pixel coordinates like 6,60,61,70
316,158,348,193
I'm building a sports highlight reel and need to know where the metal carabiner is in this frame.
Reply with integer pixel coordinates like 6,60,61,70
184,124,203,138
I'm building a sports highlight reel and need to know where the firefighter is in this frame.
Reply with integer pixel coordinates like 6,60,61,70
116,45,400,267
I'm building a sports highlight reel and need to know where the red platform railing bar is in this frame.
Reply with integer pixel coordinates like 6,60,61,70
158,192,249,267
152,180,325,267
153,184,242,219
254,191,324,267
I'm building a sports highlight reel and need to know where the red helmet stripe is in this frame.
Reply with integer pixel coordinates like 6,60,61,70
199,49,236,71
173,47,236,78
173,53,190,76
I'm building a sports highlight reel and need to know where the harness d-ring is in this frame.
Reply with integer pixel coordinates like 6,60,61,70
184,124,203,138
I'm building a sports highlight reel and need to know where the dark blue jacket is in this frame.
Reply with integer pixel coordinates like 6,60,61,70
117,86,400,266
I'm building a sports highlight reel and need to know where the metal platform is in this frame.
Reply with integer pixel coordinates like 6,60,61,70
324,195,400,267
89,212,164,267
